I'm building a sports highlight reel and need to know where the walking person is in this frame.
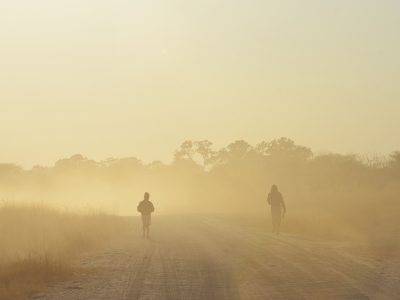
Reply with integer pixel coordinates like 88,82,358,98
137,192,155,239
267,185,286,235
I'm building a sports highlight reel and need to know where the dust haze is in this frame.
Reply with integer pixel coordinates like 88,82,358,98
2,138,399,244
2,138,400,299
2,1,400,298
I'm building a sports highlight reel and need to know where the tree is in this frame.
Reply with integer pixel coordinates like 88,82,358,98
0,164,23,182
256,137,312,161
194,140,215,170
54,154,98,172
217,140,252,165
174,141,195,162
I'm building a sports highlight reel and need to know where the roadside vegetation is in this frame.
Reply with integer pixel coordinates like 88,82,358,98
0,205,128,300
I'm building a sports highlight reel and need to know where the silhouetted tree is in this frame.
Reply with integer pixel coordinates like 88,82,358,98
0,164,23,183
257,137,312,161
54,154,97,171
194,140,215,170
174,141,195,162
217,140,253,165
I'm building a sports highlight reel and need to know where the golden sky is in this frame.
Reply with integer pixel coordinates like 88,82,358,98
1,0,399,167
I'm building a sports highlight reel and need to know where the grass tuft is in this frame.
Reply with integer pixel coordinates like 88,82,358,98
0,204,128,300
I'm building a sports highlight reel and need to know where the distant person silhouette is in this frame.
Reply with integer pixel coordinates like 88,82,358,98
137,192,155,239
267,185,286,235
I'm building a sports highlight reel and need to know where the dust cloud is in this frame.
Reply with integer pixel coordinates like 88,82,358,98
1,138,399,246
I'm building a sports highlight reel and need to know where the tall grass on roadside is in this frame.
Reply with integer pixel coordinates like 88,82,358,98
222,210,400,257
0,204,128,300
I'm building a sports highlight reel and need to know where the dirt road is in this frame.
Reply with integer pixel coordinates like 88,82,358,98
35,216,400,300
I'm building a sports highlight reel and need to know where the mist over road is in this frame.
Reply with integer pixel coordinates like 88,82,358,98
36,216,400,300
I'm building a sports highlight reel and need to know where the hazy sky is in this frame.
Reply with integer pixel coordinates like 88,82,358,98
1,0,399,167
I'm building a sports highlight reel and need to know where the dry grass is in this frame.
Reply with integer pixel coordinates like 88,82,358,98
0,204,129,300
221,209,400,254
0,257,72,300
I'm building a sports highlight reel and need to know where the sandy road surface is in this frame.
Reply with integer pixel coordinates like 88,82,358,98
34,216,400,300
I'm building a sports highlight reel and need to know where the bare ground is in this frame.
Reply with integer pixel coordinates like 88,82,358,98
33,216,400,300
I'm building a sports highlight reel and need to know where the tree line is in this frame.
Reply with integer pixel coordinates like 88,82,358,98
0,137,399,240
